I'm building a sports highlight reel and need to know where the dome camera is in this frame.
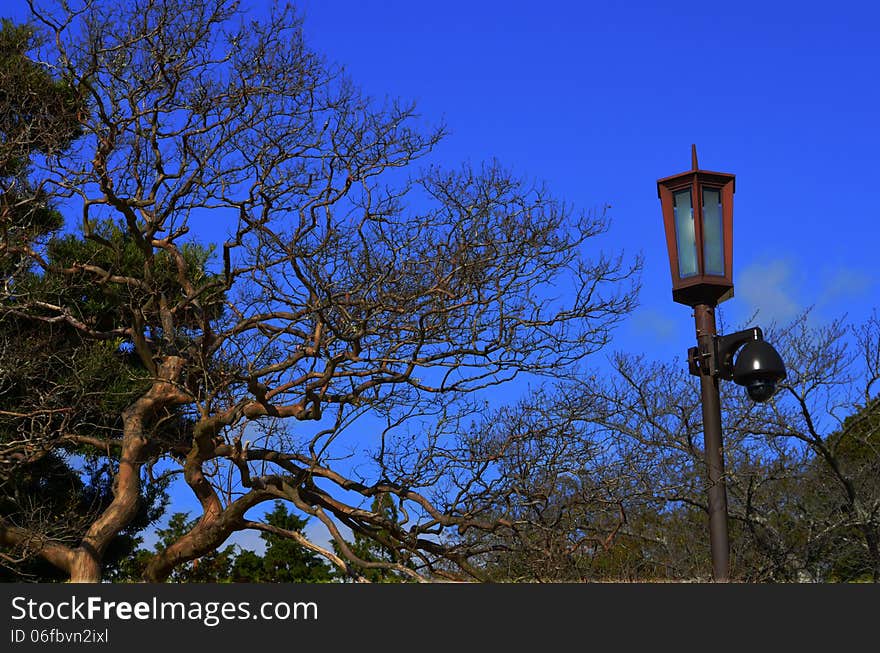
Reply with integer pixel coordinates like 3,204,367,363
731,340,786,403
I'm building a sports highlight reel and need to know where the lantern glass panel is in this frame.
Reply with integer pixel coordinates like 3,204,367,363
673,189,698,278
701,187,724,276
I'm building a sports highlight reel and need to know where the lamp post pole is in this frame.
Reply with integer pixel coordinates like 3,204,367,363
659,147,785,582
693,303,730,582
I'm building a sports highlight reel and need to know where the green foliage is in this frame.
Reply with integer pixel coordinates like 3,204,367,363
1,244,172,582
114,503,334,583
333,493,409,582
0,20,171,581
0,19,83,168
114,513,235,583
0,453,168,582
231,502,333,583
0,319,150,429
828,397,880,471
38,220,224,334
816,398,880,582
0,19,81,276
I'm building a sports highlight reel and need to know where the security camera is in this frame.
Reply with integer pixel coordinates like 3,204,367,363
731,340,786,403
690,326,787,403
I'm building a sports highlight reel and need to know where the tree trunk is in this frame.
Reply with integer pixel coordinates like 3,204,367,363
69,547,103,583
72,356,189,583
142,526,217,582
863,526,880,583
143,487,270,582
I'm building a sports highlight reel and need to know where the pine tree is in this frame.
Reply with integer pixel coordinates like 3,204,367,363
334,493,410,582
231,502,332,583
0,20,169,580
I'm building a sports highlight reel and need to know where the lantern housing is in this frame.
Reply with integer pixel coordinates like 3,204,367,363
657,145,735,307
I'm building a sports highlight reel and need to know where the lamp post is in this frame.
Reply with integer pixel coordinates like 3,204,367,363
657,146,786,582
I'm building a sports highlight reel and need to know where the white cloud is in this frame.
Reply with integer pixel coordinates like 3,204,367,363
628,307,677,343
817,266,876,306
735,259,802,325
304,519,341,551
226,529,266,555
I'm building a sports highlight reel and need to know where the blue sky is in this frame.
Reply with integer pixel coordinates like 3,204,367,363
288,0,879,363
8,0,876,363
6,0,879,553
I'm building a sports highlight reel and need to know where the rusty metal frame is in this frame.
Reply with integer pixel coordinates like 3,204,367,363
657,145,736,307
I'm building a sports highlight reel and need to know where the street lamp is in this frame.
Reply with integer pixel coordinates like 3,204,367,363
657,146,786,582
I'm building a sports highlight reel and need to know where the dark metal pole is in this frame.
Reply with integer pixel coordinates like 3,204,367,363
693,303,730,582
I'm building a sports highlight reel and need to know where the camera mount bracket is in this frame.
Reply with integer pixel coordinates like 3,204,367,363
688,327,764,378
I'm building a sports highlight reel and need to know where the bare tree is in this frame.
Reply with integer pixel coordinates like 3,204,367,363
555,310,880,581
452,308,879,582
739,312,880,581
0,0,638,582
438,388,643,581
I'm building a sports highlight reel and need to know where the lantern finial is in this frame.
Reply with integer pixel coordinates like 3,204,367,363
691,144,699,171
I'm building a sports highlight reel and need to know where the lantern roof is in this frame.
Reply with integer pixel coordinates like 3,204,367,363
657,145,736,196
